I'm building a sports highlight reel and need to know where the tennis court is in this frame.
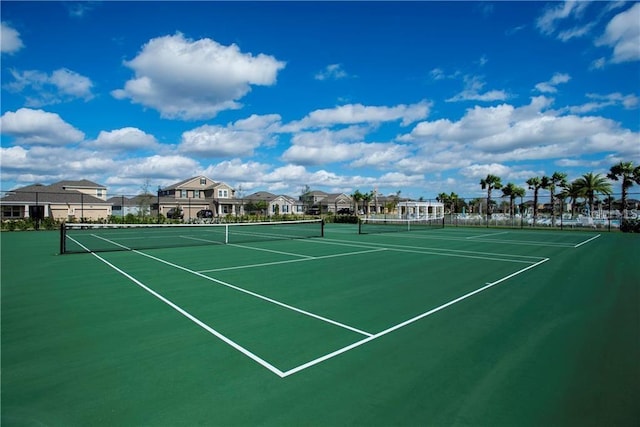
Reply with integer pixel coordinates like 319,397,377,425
2,223,638,426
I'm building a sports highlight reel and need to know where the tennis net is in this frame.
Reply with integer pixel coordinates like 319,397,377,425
358,217,444,234
61,219,324,254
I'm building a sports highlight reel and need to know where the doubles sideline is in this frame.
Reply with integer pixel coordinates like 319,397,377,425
67,232,552,378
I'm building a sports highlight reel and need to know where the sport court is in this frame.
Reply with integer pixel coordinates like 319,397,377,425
1,223,638,425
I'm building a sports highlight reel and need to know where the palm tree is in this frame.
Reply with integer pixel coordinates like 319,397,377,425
351,189,364,215
437,192,450,211
480,174,502,219
437,192,459,215
607,161,640,218
541,172,567,226
501,183,526,218
361,191,374,216
573,172,613,217
558,181,582,218
526,176,543,225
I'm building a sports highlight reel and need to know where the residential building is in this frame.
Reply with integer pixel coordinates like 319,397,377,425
0,180,111,221
156,175,240,219
243,191,305,216
300,191,355,214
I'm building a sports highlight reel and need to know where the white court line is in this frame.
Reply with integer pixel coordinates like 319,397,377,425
68,236,287,377
466,231,509,239
198,248,388,273
379,233,577,248
230,243,314,259
310,238,543,264
88,234,373,338
574,234,601,248
281,256,550,377
77,232,550,378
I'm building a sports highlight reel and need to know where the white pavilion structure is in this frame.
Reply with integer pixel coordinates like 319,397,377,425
396,200,444,220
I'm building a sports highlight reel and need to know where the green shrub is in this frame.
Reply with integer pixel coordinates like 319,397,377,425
620,219,640,233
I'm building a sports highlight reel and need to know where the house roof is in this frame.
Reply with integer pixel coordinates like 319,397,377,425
107,194,156,206
162,176,218,191
54,179,105,189
244,191,277,201
1,183,108,204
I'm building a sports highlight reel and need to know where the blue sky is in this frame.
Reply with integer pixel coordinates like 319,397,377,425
1,1,639,200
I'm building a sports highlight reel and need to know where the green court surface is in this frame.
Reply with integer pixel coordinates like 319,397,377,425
1,224,638,426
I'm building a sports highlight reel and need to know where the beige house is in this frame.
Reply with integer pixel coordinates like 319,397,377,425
0,180,111,221
157,175,240,219
243,191,305,216
300,191,354,214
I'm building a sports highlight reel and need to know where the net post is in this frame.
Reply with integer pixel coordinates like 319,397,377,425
60,222,66,254
225,224,229,244
321,219,325,237
358,218,363,234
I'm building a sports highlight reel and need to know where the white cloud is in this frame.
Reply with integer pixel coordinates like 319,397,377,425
281,126,368,165
0,108,85,145
557,22,596,41
5,68,94,106
286,101,431,131
90,127,159,151
401,96,639,169
565,92,639,114
1,22,24,54
590,57,607,70
460,163,513,179
281,143,361,166
203,159,271,183
0,145,115,186
112,33,286,120
179,114,280,157
446,75,509,102
596,3,640,63
112,155,200,181
536,1,591,37
534,72,571,93
315,64,349,80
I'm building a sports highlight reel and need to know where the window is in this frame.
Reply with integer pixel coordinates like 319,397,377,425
97,189,103,197
282,204,290,213
2,206,22,218
181,190,187,198
218,189,229,198
200,178,207,185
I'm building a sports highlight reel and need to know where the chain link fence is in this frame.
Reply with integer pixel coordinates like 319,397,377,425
2,189,639,232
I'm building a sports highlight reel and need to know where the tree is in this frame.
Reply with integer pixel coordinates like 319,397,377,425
138,179,153,219
361,191,374,216
437,192,451,213
351,190,364,215
526,176,543,224
573,172,613,217
558,181,581,218
300,185,312,211
437,192,460,215
607,161,640,218
501,183,526,218
480,174,502,218
385,190,401,214
541,172,567,226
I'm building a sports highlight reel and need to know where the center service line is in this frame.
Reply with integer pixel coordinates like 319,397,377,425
282,257,550,377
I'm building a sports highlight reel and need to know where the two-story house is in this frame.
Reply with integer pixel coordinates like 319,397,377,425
156,176,239,219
